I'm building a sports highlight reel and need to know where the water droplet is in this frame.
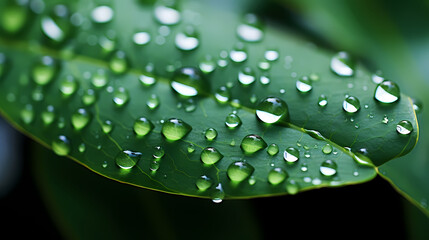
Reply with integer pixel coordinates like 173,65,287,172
382,115,389,124
231,99,241,108
260,75,270,85
204,128,218,141
283,147,300,163
372,72,384,84
225,113,242,129
199,55,216,74
196,175,213,191
268,168,288,185
374,80,400,104
330,51,355,77
78,143,86,153
41,105,55,126
133,117,154,137
20,104,34,124
139,72,157,86
41,5,74,44
115,150,142,170
91,69,108,88
187,143,196,153
154,3,180,25
230,139,236,146
109,50,128,74
396,120,413,135
248,176,256,185
412,98,423,113
32,56,60,86
264,50,279,62
133,31,151,45
59,75,78,96
91,5,114,23
300,163,308,172
343,96,361,113
238,67,256,85
318,94,328,107
52,135,71,156
71,108,91,130
161,118,192,141
322,144,333,154
171,67,207,97
296,76,312,93
113,87,129,107
215,86,230,103
258,60,270,71
236,13,264,42
153,146,165,159
175,26,199,51
150,160,160,172
286,179,299,195
267,143,279,156
0,2,30,34
320,160,337,177
101,120,114,134
183,98,196,112
146,94,160,110
211,183,224,203
229,43,247,63
240,134,267,154
227,161,255,182
200,147,223,165
82,89,97,106
256,97,288,124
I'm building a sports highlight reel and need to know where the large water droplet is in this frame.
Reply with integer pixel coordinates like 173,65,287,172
227,161,254,182
133,117,154,137
238,67,256,85
175,26,199,51
396,120,413,135
225,113,242,129
171,67,208,97
236,13,264,42
91,5,114,23
32,56,60,86
115,150,142,170
196,175,213,191
268,168,288,185
113,87,129,107
256,97,288,124
52,135,71,156
71,108,91,130
59,75,78,96
330,51,355,77
240,134,267,154
109,51,129,74
296,76,312,93
283,147,300,163
204,128,218,141
200,147,223,165
41,5,74,44
154,3,181,25
320,160,337,177
199,55,216,74
161,118,192,141
374,80,400,104
343,96,361,113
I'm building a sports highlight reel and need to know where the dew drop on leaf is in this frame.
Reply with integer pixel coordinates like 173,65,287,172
146,94,160,110
153,146,165,159
154,3,181,25
229,42,248,63
139,72,157,86
187,143,196,153
133,117,154,137
115,150,142,170
102,120,114,134
161,118,192,141
32,56,60,86
59,75,78,97
204,128,218,141
196,175,213,191
343,95,361,113
236,13,264,42
256,97,288,124
71,108,91,131
227,161,255,182
260,75,270,85
211,183,224,203
215,86,230,103
285,179,299,195
113,87,129,107
264,49,279,62
412,98,423,113
200,147,223,165
199,55,216,74
322,144,333,154
225,113,242,129
238,67,256,85
320,160,338,177
171,67,207,97
52,135,71,156
296,76,312,93
330,51,355,77
109,50,129,74
133,31,151,46
396,120,413,135
175,25,199,51
41,105,56,126
318,94,328,107
82,89,97,106
91,69,108,88
0,2,30,34
240,134,268,154
91,5,114,24
267,143,279,156
41,5,74,44
150,160,160,172
20,104,34,124
268,168,288,185
374,80,400,104
78,143,86,153
283,147,300,163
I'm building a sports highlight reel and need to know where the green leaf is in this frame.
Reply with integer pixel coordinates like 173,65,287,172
0,0,418,198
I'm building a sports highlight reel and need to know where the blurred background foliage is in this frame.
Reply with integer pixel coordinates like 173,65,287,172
0,0,429,239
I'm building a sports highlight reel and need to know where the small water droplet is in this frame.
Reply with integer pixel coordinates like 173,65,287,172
412,98,423,114
109,50,129,74
175,25,199,51
200,147,223,165
240,134,267,154
78,143,86,153
296,76,312,93
199,55,216,74
260,75,270,85
227,161,255,182
139,72,157,86
343,96,361,113
20,104,34,124
154,3,181,25
267,143,279,156
150,160,160,172
153,146,165,159
229,43,247,63
146,94,160,110
320,159,337,177
225,113,242,129
113,87,129,107
204,128,218,141
59,75,78,96
374,80,400,104
230,139,236,146
0,2,30,34
32,56,60,86
236,13,264,42
41,105,55,126
396,120,413,135
264,49,279,62
171,67,207,97
71,108,91,130
268,168,288,185
133,117,154,137
187,143,196,153
318,94,328,107
322,144,333,154
238,67,256,85
382,115,389,124
300,163,308,172
286,179,299,195
330,51,355,77
215,86,230,104
102,120,114,134
248,176,256,185
211,183,224,203
196,175,213,191
161,118,192,141
133,31,151,45
256,97,288,124
91,69,108,88
372,72,384,84
52,135,71,156
183,98,196,112
91,5,114,23
115,150,142,170
283,147,299,163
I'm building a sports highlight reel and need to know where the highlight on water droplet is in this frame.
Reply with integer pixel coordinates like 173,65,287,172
200,147,223,165
102,120,114,134
240,134,267,154
396,120,413,135
268,168,288,185
318,94,328,107
296,76,312,93
264,49,279,62
374,80,400,104
91,69,108,88
171,67,208,97
20,104,34,124
41,105,56,126
320,159,338,177
256,97,288,124
215,86,230,104
343,95,361,113
236,13,264,42
161,118,192,141
330,51,355,77
52,135,71,156
227,161,255,182
229,42,248,63
115,150,142,170
133,31,151,46
133,117,154,137
283,147,299,163
238,67,256,86
82,89,97,106
286,179,299,195
41,5,75,44
146,94,160,110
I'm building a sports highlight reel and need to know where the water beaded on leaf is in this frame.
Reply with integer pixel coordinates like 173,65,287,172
115,150,142,170
256,97,288,124
374,80,400,104
240,134,267,154
171,67,208,97
227,161,255,182
161,118,192,141
200,147,223,165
